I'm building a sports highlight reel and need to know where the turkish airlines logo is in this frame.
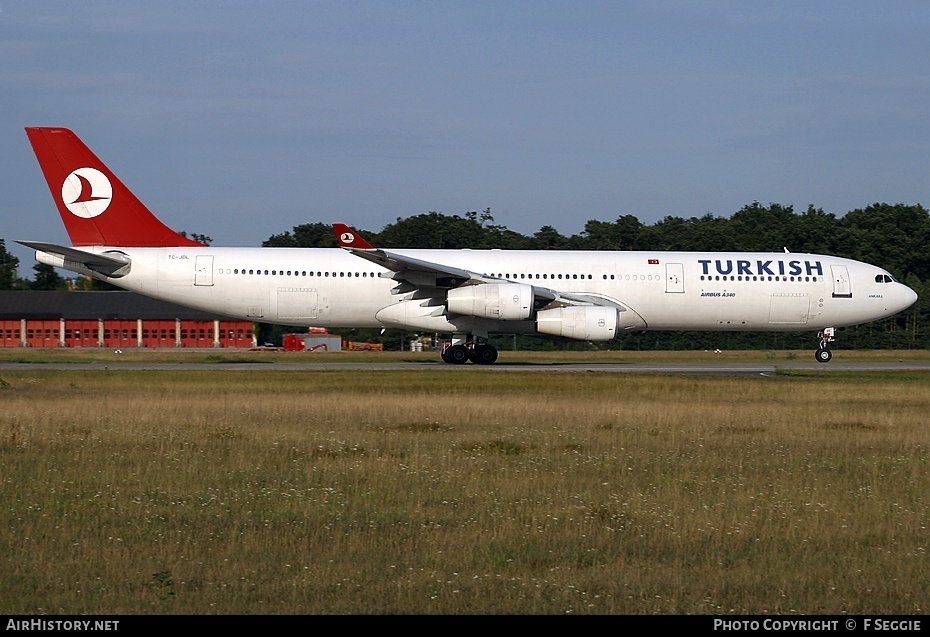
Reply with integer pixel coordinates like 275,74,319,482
61,168,112,218
340,232,355,244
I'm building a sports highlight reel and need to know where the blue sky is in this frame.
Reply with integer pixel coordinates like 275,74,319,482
3,1,930,271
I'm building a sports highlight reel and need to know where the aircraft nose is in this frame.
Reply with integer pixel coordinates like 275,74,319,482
900,284,918,311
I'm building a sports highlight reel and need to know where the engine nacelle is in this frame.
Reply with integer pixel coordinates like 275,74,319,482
447,283,533,320
536,306,618,341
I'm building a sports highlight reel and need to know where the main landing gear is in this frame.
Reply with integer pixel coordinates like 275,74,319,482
440,336,499,365
815,327,835,363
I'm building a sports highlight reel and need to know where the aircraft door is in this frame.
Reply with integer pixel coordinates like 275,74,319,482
194,255,214,287
665,263,684,293
831,265,852,298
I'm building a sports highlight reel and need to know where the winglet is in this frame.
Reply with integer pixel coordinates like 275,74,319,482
333,223,374,250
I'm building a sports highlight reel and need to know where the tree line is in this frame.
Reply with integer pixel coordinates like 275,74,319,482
264,203,930,281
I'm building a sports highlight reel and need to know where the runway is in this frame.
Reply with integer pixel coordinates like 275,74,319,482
2,360,930,375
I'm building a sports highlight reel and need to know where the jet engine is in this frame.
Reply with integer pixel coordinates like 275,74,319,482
536,306,618,340
447,283,533,320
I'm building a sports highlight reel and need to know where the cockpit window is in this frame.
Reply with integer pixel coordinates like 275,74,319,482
875,274,896,283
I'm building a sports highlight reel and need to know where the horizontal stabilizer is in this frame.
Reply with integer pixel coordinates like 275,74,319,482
16,240,131,277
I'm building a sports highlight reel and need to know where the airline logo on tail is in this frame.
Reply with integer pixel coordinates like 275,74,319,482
333,223,374,250
62,168,112,218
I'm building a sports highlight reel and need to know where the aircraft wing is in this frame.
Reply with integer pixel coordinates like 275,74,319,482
332,224,637,313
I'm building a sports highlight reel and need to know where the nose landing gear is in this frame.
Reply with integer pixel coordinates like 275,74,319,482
815,327,835,363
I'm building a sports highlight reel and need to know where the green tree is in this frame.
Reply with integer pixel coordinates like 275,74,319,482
796,205,838,255
838,203,930,280
376,212,494,248
0,239,19,289
580,217,645,250
728,202,800,251
264,222,340,248
30,263,68,290
179,231,213,245
532,225,568,250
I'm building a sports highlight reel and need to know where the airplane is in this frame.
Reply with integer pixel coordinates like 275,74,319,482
19,127,918,364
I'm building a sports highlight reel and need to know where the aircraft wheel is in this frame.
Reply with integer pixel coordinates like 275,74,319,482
470,344,499,365
446,344,470,365
440,346,452,364
815,347,833,363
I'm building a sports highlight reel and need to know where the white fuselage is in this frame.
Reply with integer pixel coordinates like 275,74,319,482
71,246,917,336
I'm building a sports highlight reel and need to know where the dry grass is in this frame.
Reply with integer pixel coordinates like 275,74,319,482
1,369,928,614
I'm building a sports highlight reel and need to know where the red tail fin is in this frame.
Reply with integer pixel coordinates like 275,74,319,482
333,223,374,249
26,127,202,247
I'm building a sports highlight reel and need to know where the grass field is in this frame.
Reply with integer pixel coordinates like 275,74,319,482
1,361,928,614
